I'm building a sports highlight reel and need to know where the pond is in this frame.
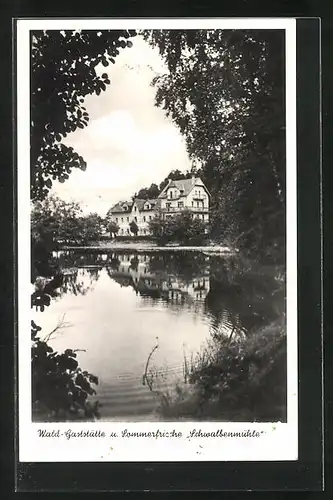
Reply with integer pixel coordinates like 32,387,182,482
32,249,286,422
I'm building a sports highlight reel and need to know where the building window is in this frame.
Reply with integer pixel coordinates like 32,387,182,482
143,216,146,222
127,228,130,234
143,229,146,234
127,217,129,222
149,215,152,220
191,201,194,207
115,217,118,222
166,202,171,210
134,206,137,211
170,191,173,199
134,216,137,222
121,217,124,223
178,201,184,208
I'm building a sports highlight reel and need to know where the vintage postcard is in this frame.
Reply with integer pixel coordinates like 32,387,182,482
17,18,297,462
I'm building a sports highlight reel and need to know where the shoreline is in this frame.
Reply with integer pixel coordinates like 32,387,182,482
61,242,235,255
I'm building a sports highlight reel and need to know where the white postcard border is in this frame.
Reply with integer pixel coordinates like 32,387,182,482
17,17,298,462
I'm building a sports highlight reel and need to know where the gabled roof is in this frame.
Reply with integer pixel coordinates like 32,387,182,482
109,201,133,213
158,177,208,199
132,198,161,211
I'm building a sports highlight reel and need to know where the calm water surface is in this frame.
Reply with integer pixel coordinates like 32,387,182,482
32,250,285,421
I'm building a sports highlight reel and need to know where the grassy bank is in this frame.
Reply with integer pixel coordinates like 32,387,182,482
149,318,286,422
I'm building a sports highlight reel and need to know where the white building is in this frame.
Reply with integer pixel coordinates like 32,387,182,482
158,177,210,222
107,177,210,236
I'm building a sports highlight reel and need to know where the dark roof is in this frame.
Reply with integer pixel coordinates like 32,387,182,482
109,177,210,214
133,198,161,211
158,177,204,199
109,201,133,214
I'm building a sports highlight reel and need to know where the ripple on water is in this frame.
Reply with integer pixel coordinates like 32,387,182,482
92,373,179,419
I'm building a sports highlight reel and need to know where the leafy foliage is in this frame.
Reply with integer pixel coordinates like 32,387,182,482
31,274,64,311
83,212,105,241
31,29,136,200
129,220,139,236
135,183,160,200
149,209,207,244
31,265,101,421
148,318,286,422
185,319,286,421
31,195,104,249
144,29,286,260
32,320,100,420
107,220,120,237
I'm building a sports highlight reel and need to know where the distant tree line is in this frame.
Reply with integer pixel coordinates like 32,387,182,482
31,195,105,278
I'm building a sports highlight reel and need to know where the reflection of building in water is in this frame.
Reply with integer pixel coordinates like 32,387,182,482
106,253,210,306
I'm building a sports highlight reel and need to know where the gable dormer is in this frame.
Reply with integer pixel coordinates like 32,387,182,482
167,186,179,200
144,202,151,210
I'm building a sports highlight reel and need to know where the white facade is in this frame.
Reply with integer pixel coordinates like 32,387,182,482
159,178,209,222
108,177,210,236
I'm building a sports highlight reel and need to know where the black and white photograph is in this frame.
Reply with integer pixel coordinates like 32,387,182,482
17,18,298,462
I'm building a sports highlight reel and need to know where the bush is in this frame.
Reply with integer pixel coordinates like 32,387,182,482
32,320,100,421
107,220,120,238
188,320,286,420
31,195,105,248
149,210,208,245
152,319,286,422
31,272,100,421
129,220,139,236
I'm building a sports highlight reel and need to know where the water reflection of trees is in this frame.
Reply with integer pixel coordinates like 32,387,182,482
206,255,285,337
148,251,210,284
34,249,286,422
59,268,101,298
31,249,102,421
106,251,211,314
50,250,285,340
104,251,285,340
54,250,107,269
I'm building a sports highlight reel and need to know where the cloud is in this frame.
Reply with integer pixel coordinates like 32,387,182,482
52,35,191,214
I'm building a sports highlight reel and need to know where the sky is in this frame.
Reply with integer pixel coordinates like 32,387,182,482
51,34,192,216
